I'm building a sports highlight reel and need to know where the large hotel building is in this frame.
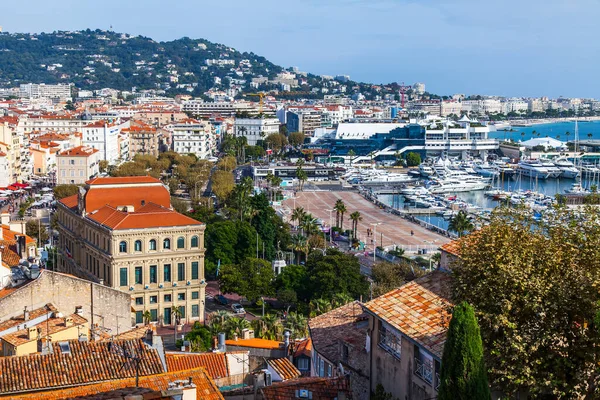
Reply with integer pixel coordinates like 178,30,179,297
56,176,206,327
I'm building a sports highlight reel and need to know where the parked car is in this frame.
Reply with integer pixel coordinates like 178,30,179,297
214,295,228,305
231,303,245,314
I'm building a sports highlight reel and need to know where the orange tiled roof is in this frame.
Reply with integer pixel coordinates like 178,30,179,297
0,303,57,333
1,313,87,346
14,367,223,400
0,240,21,267
294,338,312,358
166,352,228,379
59,194,78,209
85,176,162,185
439,230,483,257
267,358,301,381
58,145,99,157
225,338,283,350
86,204,201,230
3,224,36,245
260,376,350,400
111,326,150,341
362,270,453,358
0,338,164,396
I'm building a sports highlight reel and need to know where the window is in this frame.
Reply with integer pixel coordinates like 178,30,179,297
119,268,128,286
119,241,127,253
177,236,185,249
163,238,171,249
164,294,172,302
134,240,142,252
178,306,185,319
164,264,172,282
327,364,332,377
191,261,199,280
298,358,309,371
191,291,199,300
342,344,349,363
177,263,185,281
150,309,158,321
191,236,199,248
149,265,157,283
414,345,434,385
149,239,157,251
150,295,157,304
379,320,402,359
135,297,144,305
135,267,143,284
191,304,199,318
177,293,186,301
135,311,143,324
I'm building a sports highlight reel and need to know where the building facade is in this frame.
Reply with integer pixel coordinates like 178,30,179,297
56,146,100,185
233,117,280,146
123,125,161,157
169,119,216,159
56,176,207,327
81,120,130,163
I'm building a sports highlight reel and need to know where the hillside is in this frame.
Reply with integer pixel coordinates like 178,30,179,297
0,29,285,94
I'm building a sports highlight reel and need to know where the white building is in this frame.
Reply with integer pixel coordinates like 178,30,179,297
0,152,10,188
56,146,101,185
170,119,216,159
440,100,462,117
233,118,280,146
182,100,256,118
19,83,73,101
81,120,130,163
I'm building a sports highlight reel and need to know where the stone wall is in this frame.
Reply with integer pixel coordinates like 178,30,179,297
0,270,132,335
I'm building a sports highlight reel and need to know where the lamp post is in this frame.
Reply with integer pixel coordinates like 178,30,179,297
371,222,382,262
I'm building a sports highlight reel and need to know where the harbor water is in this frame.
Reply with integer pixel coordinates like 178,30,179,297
489,120,600,142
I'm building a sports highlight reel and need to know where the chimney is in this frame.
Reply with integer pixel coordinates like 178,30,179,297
64,316,74,327
75,306,83,316
27,326,38,340
23,306,30,321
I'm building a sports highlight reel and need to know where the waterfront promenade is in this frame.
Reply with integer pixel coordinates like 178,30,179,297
281,190,451,252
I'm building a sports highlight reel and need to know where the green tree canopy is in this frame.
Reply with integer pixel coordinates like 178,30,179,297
219,257,275,303
405,152,421,167
288,132,306,147
438,302,490,400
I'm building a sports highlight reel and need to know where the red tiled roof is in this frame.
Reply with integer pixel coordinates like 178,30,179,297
225,338,283,350
14,367,224,400
260,376,350,400
166,352,228,379
1,313,87,346
59,194,78,209
0,338,164,396
85,176,162,185
439,230,483,257
362,270,453,358
0,304,57,333
293,338,312,358
267,358,301,381
0,240,21,267
86,204,201,230
2,224,36,245
58,145,99,157
84,185,170,212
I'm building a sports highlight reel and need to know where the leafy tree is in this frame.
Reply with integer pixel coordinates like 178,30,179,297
264,133,288,153
53,184,80,200
288,132,305,147
448,210,474,237
405,152,421,167
371,261,425,297
285,312,308,339
26,219,49,245
185,322,213,352
98,160,109,173
295,167,308,191
171,197,189,214
452,206,600,398
219,257,275,303
217,155,237,172
64,100,76,111
211,170,235,204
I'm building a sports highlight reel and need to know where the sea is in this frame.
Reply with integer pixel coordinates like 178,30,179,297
377,121,600,230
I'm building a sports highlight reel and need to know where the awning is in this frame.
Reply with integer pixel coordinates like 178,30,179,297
40,187,53,192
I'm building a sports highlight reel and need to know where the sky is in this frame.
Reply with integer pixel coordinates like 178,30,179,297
2,0,599,98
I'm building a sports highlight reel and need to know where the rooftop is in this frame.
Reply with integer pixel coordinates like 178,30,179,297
166,352,228,379
58,145,99,157
86,203,201,230
0,304,57,333
260,376,350,400
267,358,301,381
1,313,87,346
362,270,453,358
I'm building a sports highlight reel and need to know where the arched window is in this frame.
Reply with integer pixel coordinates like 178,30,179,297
177,237,185,249
119,241,127,253
163,238,171,250
134,240,142,252
149,239,157,251
191,236,199,248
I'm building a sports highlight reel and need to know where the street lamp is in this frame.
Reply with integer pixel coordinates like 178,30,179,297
371,222,382,262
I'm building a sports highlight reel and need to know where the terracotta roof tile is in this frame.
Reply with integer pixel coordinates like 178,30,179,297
0,338,164,396
86,204,201,230
362,270,453,358
267,358,301,381
14,367,223,400
260,376,350,400
83,185,171,212
293,338,312,358
57,146,99,157
166,352,228,379
85,176,162,186
1,313,87,346
0,303,57,333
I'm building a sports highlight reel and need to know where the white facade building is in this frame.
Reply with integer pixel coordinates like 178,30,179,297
56,146,101,185
81,120,130,163
0,152,10,188
233,118,280,146
170,119,216,159
19,83,73,101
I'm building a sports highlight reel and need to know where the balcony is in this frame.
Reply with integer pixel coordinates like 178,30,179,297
414,357,434,386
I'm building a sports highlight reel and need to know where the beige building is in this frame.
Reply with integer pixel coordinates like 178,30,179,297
123,124,161,157
362,271,452,400
56,176,206,326
56,146,101,185
133,110,189,126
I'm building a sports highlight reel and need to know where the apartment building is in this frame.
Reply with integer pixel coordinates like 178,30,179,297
0,116,23,183
286,110,322,136
182,100,255,118
0,153,9,188
56,146,100,185
56,176,207,326
81,119,130,163
19,83,73,101
233,117,280,145
169,119,216,159
20,114,87,133
123,124,161,157
362,271,452,400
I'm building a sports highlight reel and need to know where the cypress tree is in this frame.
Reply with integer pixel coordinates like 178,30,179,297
438,301,490,400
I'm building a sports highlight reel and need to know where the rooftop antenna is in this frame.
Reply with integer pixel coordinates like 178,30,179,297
108,338,147,387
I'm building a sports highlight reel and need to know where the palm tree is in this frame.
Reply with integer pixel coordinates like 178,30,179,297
290,207,306,229
285,312,308,339
209,310,233,326
257,314,282,340
588,133,593,140
347,149,356,166
296,167,308,191
291,234,308,264
142,310,152,325
349,211,362,239
331,293,353,308
309,298,332,318
300,213,319,236
448,210,474,237
226,317,250,339
172,307,184,325
333,199,347,230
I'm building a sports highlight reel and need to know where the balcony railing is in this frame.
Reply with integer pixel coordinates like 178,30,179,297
414,357,434,385
435,372,441,391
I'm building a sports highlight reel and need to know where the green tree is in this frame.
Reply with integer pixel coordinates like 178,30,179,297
211,170,235,204
288,131,306,148
26,219,49,246
438,302,490,400
264,133,288,154
219,257,275,303
290,207,306,229
349,211,362,239
296,167,308,191
64,100,76,111
185,322,213,352
217,155,237,172
347,149,356,166
448,210,474,237
405,152,421,167
53,184,80,200
371,261,426,297
98,160,109,173
333,199,347,230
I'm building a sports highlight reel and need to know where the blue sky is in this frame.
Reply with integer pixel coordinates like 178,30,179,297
2,0,598,98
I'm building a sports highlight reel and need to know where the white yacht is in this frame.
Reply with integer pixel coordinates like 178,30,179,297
427,177,489,194
554,158,580,179
565,183,588,194
360,172,414,185
517,160,552,179
538,159,562,179
473,163,499,178
419,164,434,177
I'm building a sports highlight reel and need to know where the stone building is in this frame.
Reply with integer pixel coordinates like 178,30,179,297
56,176,206,327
